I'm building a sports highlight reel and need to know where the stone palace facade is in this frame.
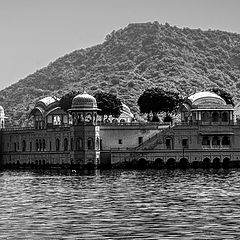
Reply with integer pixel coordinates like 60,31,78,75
0,91,240,169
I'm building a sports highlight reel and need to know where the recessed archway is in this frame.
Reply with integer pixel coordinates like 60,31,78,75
16,161,20,169
222,157,230,169
222,112,229,122
179,158,189,169
212,157,221,169
166,158,176,169
202,157,211,168
137,158,147,169
212,112,219,122
192,161,201,169
154,158,164,169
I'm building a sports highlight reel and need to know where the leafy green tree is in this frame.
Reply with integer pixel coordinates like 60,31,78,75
137,87,182,121
151,113,160,122
210,87,234,106
94,92,122,120
59,91,80,112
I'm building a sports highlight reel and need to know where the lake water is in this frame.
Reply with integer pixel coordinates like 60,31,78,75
0,169,240,239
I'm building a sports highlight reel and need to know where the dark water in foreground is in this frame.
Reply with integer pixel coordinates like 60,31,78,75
0,169,240,239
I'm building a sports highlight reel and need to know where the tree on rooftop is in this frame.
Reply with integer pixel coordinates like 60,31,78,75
94,92,122,121
59,90,80,112
137,87,182,121
210,87,234,106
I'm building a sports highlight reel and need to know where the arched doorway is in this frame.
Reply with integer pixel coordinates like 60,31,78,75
64,138,68,151
202,112,209,122
212,112,219,122
31,162,34,169
202,136,210,146
86,161,95,170
35,160,39,169
192,161,201,169
16,160,20,169
202,157,211,168
137,158,147,169
154,158,164,169
212,136,220,147
179,158,189,169
222,157,230,169
166,158,176,169
212,157,221,169
222,112,229,122
222,136,230,146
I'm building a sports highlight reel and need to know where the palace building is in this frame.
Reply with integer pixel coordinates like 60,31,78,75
0,90,240,169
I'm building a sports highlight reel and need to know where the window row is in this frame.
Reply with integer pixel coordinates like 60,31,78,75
201,111,230,122
202,136,231,146
11,137,100,152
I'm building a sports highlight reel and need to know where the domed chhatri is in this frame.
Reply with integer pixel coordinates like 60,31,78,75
71,91,98,110
188,91,226,106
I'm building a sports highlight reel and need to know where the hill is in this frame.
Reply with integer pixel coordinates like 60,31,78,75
1,21,240,125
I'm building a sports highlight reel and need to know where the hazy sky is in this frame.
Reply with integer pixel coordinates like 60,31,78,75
0,0,240,90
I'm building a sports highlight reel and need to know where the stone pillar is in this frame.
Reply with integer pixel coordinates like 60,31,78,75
219,136,223,148
209,136,213,149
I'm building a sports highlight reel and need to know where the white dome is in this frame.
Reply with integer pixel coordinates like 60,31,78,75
188,91,226,106
71,92,98,110
122,104,131,114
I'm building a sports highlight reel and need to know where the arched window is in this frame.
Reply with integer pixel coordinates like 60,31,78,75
53,115,61,125
87,137,94,150
71,138,74,151
202,136,210,145
202,112,209,122
64,138,68,151
94,113,97,124
222,112,229,122
63,115,68,125
22,140,26,152
212,112,219,122
39,139,42,151
212,136,220,146
76,138,83,150
222,136,230,146
77,113,84,125
85,113,92,123
47,115,52,124
56,138,60,151
165,138,172,149
36,139,39,151
42,139,46,150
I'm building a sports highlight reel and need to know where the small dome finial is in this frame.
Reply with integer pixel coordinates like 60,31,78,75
82,87,87,94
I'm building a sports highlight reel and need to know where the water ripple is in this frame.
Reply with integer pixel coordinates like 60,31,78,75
0,169,240,239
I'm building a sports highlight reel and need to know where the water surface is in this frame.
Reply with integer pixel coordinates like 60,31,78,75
0,169,240,239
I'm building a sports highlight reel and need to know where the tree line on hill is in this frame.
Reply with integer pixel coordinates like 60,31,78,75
1,22,240,126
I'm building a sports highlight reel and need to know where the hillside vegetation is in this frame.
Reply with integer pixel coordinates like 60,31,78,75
1,22,240,125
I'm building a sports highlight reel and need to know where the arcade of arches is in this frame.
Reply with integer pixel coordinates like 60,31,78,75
201,135,231,148
137,156,232,169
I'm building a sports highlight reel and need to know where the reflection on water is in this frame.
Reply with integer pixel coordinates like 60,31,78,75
0,169,240,239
